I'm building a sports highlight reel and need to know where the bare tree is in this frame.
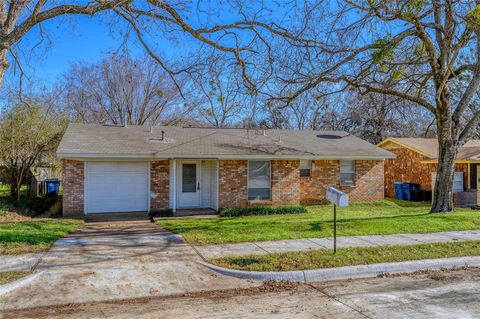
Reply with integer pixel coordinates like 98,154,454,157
56,53,183,126
187,57,245,127
247,1,480,212
0,1,275,92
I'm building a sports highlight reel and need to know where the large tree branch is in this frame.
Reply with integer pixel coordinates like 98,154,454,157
343,77,436,113
5,1,131,48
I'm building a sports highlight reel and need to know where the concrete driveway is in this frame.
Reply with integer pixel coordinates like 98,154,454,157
0,221,257,311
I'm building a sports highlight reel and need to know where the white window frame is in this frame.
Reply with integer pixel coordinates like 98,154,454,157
340,160,355,186
247,160,271,201
300,160,312,177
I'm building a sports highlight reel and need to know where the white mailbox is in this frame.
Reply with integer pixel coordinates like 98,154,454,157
326,187,349,207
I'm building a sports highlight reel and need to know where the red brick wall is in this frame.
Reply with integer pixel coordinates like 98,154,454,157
62,160,84,218
300,160,384,204
345,160,385,202
219,159,382,208
383,146,470,197
271,160,300,205
383,147,432,197
218,160,248,208
151,160,170,211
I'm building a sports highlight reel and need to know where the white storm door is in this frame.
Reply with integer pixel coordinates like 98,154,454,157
177,161,201,208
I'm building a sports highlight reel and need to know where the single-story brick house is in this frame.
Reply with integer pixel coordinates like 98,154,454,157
378,137,480,203
57,124,395,218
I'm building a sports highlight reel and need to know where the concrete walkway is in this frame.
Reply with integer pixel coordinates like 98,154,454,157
0,221,257,311
195,230,480,259
1,253,44,272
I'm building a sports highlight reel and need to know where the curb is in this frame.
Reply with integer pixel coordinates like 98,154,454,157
0,271,41,295
200,256,480,282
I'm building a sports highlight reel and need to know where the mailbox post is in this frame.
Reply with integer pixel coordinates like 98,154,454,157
326,187,349,253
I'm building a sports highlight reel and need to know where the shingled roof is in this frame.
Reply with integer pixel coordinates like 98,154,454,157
378,137,480,161
57,123,395,159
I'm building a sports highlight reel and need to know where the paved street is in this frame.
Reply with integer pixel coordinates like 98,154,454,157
196,230,480,259
3,267,480,318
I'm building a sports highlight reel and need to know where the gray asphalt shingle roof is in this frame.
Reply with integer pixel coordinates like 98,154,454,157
380,137,480,161
57,123,395,159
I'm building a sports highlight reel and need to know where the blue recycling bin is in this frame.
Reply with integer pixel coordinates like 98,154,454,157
394,182,403,200
401,183,420,201
44,179,60,197
401,183,411,201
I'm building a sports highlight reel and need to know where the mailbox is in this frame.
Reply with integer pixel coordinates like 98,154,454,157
326,187,349,207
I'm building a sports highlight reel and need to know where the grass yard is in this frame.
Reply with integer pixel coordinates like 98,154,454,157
0,219,83,255
157,199,480,245
210,241,480,271
0,271,31,285
0,184,27,197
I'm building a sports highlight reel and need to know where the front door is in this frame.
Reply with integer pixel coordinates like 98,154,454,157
177,161,201,208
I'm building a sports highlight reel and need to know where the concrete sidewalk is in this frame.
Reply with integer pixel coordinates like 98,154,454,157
195,230,480,259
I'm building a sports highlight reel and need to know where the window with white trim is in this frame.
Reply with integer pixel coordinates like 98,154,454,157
300,160,311,177
248,160,271,200
340,160,355,186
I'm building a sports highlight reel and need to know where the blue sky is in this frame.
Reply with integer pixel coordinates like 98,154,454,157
8,14,179,90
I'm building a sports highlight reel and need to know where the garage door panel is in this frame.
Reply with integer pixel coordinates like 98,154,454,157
85,162,149,213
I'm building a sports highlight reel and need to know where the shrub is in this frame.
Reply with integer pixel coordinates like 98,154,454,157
149,209,174,217
220,205,307,217
47,200,62,218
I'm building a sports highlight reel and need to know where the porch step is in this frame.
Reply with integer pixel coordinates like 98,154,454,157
174,209,218,217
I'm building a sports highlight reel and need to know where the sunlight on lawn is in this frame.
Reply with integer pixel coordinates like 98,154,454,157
157,200,480,245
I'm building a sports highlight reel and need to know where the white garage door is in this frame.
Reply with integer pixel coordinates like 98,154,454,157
84,162,149,213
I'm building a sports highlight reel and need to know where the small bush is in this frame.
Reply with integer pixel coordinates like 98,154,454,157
220,206,307,217
149,209,174,217
47,201,62,218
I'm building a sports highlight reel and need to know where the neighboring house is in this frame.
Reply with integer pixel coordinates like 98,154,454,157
378,137,480,204
28,165,61,197
57,123,394,218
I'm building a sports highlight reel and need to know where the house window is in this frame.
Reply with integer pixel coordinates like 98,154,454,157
300,160,311,177
340,160,355,186
248,160,271,200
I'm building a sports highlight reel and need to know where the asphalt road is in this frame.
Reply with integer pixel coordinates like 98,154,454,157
3,267,480,319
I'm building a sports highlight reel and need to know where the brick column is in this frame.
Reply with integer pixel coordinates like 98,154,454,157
150,160,170,211
62,159,84,218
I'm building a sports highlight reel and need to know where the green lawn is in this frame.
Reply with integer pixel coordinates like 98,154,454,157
0,219,83,255
211,241,480,271
157,200,480,245
0,184,27,197
0,271,31,285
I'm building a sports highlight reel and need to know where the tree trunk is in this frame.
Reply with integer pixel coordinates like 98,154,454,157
10,180,19,202
0,49,9,89
431,119,458,213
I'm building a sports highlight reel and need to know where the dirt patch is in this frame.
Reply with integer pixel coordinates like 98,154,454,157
377,266,476,280
2,280,299,318
181,280,298,300
0,211,32,223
